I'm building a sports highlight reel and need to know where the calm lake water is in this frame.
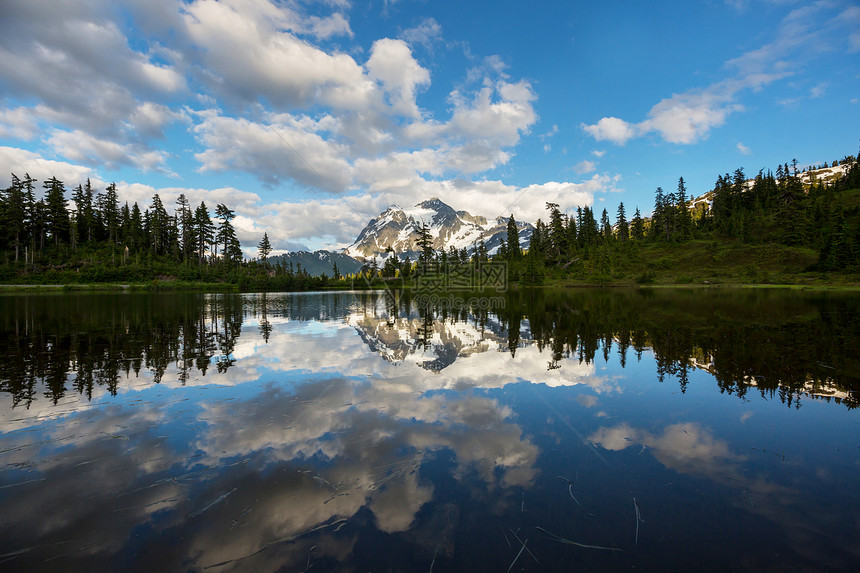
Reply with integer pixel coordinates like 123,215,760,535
1,288,858,572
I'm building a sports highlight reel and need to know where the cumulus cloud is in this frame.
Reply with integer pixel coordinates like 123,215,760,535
181,0,372,110
589,422,743,477
306,12,353,39
47,129,172,173
0,146,98,187
366,38,431,118
0,0,610,253
400,18,443,50
639,89,741,144
192,111,353,192
0,107,38,140
582,117,637,144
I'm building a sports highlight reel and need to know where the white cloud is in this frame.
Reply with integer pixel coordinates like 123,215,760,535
47,129,171,173
181,0,372,110
581,117,637,144
0,107,38,140
0,146,97,188
639,89,741,144
737,142,752,155
448,80,537,146
583,1,851,146
192,111,353,192
0,0,184,133
307,12,353,39
366,38,431,118
400,18,443,50
128,102,184,139
574,160,597,174
592,150,606,157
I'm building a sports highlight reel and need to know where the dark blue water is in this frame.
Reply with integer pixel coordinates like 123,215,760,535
1,289,858,571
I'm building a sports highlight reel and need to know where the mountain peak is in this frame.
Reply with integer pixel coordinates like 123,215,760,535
344,198,533,261
416,197,446,209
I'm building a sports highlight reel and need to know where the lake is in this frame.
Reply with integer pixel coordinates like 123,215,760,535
1,288,858,572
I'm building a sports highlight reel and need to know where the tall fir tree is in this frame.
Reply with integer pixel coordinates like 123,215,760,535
631,207,644,241
258,232,272,266
616,202,629,242
43,177,69,246
506,214,521,260
676,177,692,239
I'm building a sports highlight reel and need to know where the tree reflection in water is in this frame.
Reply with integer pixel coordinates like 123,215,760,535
0,289,859,571
1,289,857,409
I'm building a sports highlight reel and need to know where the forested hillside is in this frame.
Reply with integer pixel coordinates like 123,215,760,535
497,154,860,285
0,175,324,289
1,149,858,288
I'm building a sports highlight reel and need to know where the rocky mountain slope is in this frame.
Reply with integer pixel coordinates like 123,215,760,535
344,198,533,261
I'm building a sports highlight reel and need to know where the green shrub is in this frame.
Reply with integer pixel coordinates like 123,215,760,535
636,271,656,284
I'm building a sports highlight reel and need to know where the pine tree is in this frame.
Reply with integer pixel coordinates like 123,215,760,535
616,202,629,242
416,222,434,269
72,180,94,246
2,174,28,262
529,219,544,259
257,232,272,266
676,177,692,239
600,208,612,242
650,187,665,240
98,183,120,245
149,193,170,254
43,177,69,246
580,208,599,247
631,207,644,241
506,214,521,260
194,202,214,264
215,203,239,264
176,194,195,263
546,202,566,261
129,203,145,250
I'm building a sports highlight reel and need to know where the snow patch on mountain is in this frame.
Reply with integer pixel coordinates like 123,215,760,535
344,198,532,261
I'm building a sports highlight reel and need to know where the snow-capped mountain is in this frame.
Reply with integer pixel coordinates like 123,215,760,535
344,197,533,261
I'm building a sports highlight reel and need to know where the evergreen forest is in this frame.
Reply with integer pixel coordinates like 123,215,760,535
1,150,858,289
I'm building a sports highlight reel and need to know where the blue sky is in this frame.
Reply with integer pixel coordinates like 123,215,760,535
1,0,858,254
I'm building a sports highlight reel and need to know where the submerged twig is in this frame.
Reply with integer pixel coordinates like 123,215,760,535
501,528,511,549
189,488,237,518
633,497,644,546
558,475,582,505
509,529,539,564
568,483,580,506
507,538,527,573
536,527,623,552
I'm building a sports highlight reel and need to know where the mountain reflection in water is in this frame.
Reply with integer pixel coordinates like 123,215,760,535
0,289,858,572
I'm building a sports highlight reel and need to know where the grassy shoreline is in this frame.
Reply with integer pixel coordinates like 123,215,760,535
0,281,238,292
